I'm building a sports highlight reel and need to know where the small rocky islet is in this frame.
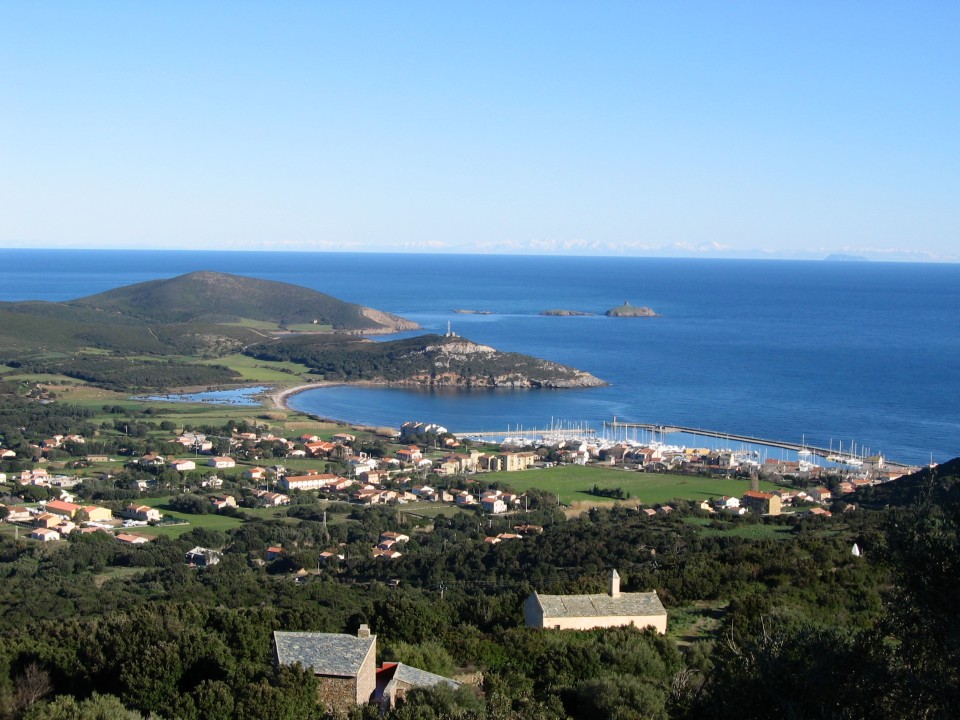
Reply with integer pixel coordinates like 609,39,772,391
604,301,658,317
539,302,658,317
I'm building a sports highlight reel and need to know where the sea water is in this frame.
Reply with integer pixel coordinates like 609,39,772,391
1,249,957,465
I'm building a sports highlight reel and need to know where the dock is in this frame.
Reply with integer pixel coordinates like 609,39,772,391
455,423,597,441
602,419,912,470
454,418,913,471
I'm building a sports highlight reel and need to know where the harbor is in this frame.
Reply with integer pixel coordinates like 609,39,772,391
455,417,917,473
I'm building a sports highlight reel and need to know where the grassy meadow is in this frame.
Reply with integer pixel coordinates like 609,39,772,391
489,464,783,505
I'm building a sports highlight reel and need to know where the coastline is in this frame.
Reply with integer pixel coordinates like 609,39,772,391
267,382,334,410
266,380,399,435
268,380,391,410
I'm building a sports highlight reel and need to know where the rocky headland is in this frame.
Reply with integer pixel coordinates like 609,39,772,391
247,333,608,389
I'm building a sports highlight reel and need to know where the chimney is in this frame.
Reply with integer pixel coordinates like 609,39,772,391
357,624,370,639
609,569,620,598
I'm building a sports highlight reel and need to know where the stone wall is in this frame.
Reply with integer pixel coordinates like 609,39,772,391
317,676,357,715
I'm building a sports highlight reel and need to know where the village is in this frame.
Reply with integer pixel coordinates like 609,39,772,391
0,415,907,561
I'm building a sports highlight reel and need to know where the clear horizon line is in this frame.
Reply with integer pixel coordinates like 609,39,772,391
0,243,957,264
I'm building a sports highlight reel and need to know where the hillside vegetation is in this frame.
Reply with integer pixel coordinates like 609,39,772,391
0,272,418,359
0,274,606,391
72,271,417,331
246,334,608,387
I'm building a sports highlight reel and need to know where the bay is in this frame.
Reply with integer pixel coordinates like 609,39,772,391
1,249,957,466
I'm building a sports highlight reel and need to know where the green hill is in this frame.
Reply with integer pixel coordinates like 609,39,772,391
0,272,420,390
0,272,418,357
71,271,417,331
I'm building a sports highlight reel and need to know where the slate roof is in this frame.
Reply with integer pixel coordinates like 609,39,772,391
532,591,666,619
393,663,460,689
274,631,376,677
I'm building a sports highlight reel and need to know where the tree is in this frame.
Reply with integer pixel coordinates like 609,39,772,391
22,692,146,720
573,674,667,720
12,662,52,713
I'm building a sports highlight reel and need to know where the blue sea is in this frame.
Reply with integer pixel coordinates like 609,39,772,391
1,249,957,466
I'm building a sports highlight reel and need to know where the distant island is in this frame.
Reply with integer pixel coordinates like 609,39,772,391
605,302,658,318
541,309,594,317
453,309,493,315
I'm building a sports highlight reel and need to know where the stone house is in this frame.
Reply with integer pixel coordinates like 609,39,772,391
524,570,667,633
274,627,378,714
376,663,460,711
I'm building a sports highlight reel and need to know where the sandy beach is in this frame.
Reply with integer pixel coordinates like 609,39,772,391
269,381,400,436
267,382,335,410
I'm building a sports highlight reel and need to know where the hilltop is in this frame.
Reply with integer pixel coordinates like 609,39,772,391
0,272,418,358
0,272,418,390
247,333,608,388
71,271,417,332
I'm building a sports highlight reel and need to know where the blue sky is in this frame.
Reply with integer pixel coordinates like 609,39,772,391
2,2,958,260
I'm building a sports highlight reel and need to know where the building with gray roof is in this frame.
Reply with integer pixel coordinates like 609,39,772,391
274,626,377,713
524,569,667,633
376,662,462,711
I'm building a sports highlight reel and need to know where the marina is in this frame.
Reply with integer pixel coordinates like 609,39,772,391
456,417,915,471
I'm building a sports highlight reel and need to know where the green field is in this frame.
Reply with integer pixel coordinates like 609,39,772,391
0,372,85,384
198,353,314,383
682,516,795,539
222,318,284,330
285,323,333,332
490,465,783,505
133,497,245,537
